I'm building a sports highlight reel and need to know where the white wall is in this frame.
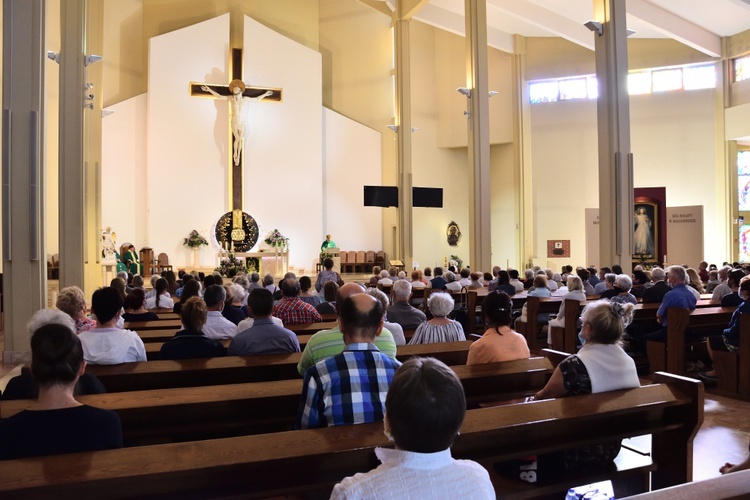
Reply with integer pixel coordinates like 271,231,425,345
243,16,323,270
323,108,382,260
530,87,722,266
147,14,230,267
101,94,148,247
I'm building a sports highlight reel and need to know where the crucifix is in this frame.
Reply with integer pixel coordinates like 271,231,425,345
190,48,282,251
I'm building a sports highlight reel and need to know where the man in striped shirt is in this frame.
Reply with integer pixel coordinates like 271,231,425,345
296,294,401,429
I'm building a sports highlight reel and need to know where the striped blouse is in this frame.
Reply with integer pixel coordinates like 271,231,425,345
408,320,465,345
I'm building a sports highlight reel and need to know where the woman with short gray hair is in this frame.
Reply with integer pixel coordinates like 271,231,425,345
56,286,96,335
408,293,465,345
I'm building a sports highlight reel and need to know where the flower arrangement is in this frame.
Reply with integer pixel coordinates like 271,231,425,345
215,253,252,278
264,228,289,248
183,229,209,249
450,254,463,269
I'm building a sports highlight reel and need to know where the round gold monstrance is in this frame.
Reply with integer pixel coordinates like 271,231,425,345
215,210,259,252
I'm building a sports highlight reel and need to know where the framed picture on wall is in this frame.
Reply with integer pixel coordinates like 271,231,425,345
633,202,658,260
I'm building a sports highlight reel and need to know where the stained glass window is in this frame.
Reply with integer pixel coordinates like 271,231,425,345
735,55,750,83
740,225,750,262
739,151,750,175
529,81,559,103
684,65,716,90
739,175,750,212
628,71,651,95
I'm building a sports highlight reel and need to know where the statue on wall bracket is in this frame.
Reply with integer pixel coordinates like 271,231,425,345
447,221,461,246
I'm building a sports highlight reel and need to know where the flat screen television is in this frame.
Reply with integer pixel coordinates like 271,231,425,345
363,186,399,207
412,187,443,208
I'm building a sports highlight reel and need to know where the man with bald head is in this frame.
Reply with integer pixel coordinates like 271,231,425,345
273,278,322,325
296,294,401,429
297,282,398,375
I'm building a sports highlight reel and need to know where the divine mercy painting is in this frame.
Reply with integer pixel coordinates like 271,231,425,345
633,203,657,258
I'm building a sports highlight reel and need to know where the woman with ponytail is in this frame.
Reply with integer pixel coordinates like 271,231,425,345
467,291,530,365
145,277,174,310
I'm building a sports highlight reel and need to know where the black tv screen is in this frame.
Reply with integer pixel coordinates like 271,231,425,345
364,186,398,207
412,187,443,208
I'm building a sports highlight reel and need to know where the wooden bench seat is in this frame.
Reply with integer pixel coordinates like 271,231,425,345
647,307,734,376
712,313,750,399
1,357,553,446
0,372,701,499
87,341,473,392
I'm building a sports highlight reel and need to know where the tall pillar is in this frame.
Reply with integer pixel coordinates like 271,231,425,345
511,35,533,270
58,0,87,290
394,14,414,271
464,0,492,271
2,0,47,362
593,0,633,270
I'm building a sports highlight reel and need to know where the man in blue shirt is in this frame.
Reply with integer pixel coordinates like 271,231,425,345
228,288,300,356
430,267,447,291
296,294,401,429
645,266,698,344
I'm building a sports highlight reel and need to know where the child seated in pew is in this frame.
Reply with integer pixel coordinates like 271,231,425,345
0,314,123,459
331,357,495,499
534,300,640,470
159,297,227,360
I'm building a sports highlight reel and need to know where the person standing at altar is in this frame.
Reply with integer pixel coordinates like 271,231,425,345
273,279,322,325
321,234,337,252
315,258,340,293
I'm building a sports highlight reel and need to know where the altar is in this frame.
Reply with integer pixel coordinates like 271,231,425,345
217,250,289,278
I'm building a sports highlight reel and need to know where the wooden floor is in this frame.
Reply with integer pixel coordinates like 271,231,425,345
0,277,746,484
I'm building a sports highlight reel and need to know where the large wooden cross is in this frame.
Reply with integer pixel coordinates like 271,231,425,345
190,48,282,213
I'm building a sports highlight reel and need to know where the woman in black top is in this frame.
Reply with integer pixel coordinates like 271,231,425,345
122,288,159,322
173,279,202,315
160,297,227,360
0,316,123,460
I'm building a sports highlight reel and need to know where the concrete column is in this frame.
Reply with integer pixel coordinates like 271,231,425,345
2,0,47,362
511,35,534,270
394,13,413,270
58,0,86,290
593,0,633,270
464,0,492,271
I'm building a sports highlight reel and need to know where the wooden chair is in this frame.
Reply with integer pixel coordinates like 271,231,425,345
47,253,59,280
157,253,173,274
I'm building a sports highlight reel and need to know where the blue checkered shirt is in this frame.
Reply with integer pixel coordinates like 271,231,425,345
296,343,401,429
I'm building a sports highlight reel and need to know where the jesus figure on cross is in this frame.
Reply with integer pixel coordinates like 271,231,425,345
201,79,273,166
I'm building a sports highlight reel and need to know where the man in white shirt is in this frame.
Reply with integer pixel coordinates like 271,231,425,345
377,270,393,286
711,265,733,301
457,268,472,288
331,357,494,499
79,287,146,364
202,285,238,340
508,269,525,292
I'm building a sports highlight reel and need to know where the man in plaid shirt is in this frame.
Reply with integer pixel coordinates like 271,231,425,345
296,293,401,429
273,279,322,325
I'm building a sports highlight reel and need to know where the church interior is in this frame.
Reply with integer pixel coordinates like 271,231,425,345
1,0,750,496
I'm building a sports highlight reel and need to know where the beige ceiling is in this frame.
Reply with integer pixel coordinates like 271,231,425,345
391,0,750,57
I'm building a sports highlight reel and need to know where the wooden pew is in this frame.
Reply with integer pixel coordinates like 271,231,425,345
87,341,473,392
1,357,554,446
623,468,750,499
549,299,584,353
712,312,750,399
0,372,701,499
646,307,734,376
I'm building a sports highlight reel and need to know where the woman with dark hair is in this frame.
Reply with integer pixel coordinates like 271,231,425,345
145,278,174,310
331,357,494,499
315,258,340,293
163,270,178,296
467,292,529,365
315,281,338,315
173,279,202,315
0,318,122,459
495,270,516,295
159,297,226,360
122,288,159,322
299,276,322,307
